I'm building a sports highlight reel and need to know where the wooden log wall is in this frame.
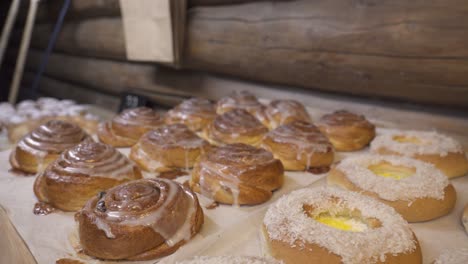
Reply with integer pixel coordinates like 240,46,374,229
7,0,468,109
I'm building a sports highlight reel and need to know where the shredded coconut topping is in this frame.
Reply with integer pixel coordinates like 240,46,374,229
370,129,463,157
336,155,448,201
263,187,416,264
434,248,468,264
177,256,282,264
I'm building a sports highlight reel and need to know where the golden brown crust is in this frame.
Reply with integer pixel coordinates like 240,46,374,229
78,179,203,260
190,143,284,205
463,204,468,234
318,110,375,151
34,142,142,211
165,98,217,132
97,107,164,147
376,147,468,179
262,121,334,171
129,124,211,172
264,100,311,129
327,168,456,222
9,120,91,174
263,225,422,264
202,109,268,146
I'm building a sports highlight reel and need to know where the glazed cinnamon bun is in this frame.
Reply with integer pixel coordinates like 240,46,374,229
264,100,311,129
98,107,164,147
34,142,142,212
370,130,468,178
165,98,217,132
191,143,284,205
203,109,268,146
216,91,267,123
130,124,211,173
9,120,91,174
262,121,334,171
263,187,422,264
317,110,375,151
78,178,203,260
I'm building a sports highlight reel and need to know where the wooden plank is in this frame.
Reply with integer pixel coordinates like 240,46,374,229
0,206,36,264
185,0,468,108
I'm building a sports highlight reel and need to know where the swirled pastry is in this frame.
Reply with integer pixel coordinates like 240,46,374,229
78,178,203,260
191,143,283,205
9,120,91,174
370,130,468,178
203,109,268,146
216,91,267,123
317,110,375,151
98,107,164,147
262,121,334,171
34,142,142,211
263,187,422,264
264,100,311,129
165,98,217,132
177,256,282,264
327,155,456,222
130,124,211,172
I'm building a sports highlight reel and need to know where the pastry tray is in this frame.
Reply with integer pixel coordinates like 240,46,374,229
0,121,467,264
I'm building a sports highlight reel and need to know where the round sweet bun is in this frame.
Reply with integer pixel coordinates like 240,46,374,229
165,98,217,132
130,124,211,172
327,155,456,222
264,99,311,129
463,204,468,234
263,187,422,264
261,121,334,171
191,143,284,205
9,120,91,174
216,91,267,123
370,130,468,178
202,109,268,146
98,107,164,147
317,110,375,151
433,248,468,264
177,256,282,264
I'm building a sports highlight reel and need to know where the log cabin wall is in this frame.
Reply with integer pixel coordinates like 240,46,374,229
4,0,468,110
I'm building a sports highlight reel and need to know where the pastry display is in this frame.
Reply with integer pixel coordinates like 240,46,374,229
98,107,164,147
262,121,334,171
203,109,268,146
177,256,282,264
263,187,422,264
9,120,91,174
317,110,375,151
130,124,211,172
463,204,468,234
0,99,99,143
191,143,284,205
433,248,468,264
264,99,311,129
327,155,456,222
165,98,217,132
34,142,142,211
370,130,468,178
78,178,204,260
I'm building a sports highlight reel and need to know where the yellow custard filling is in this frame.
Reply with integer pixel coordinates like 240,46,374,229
314,215,368,232
392,135,423,144
368,162,415,180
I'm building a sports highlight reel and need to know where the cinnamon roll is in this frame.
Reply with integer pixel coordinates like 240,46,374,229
327,155,456,222
317,110,375,151
165,98,217,132
130,124,211,172
34,142,142,212
216,91,267,123
203,109,268,146
263,187,422,264
191,143,284,205
97,107,164,147
262,121,334,171
370,130,468,178
9,120,91,174
78,178,203,260
264,100,311,129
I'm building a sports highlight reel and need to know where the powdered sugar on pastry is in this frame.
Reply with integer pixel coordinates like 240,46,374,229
177,256,283,264
336,155,448,201
434,248,468,264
